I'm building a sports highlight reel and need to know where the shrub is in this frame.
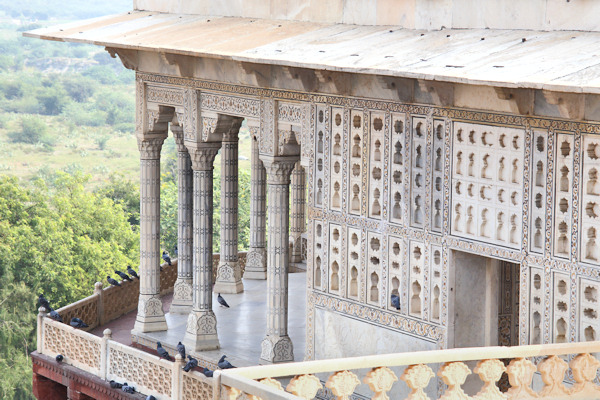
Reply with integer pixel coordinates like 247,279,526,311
8,115,47,144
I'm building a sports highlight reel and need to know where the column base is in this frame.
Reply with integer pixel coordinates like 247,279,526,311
244,248,267,280
290,236,303,264
183,310,220,351
133,295,167,332
259,335,294,364
169,278,193,314
214,261,244,293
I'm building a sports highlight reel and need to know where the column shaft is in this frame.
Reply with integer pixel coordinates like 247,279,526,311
214,132,244,293
245,137,268,279
170,127,194,314
260,156,298,364
289,162,306,264
134,137,168,333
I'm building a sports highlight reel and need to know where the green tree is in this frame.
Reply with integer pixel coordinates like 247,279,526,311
8,115,50,145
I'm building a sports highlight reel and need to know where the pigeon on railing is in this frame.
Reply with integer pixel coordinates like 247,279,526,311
38,294,52,311
218,355,235,369
114,270,132,282
162,251,172,266
156,342,172,361
183,355,198,372
177,341,186,359
391,294,400,310
107,276,121,287
70,317,88,329
55,354,63,363
127,265,139,279
121,383,135,394
217,294,230,308
202,367,214,377
109,380,123,389
49,309,63,323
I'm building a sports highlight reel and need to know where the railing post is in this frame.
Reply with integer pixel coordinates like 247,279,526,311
36,307,47,354
172,354,185,400
94,282,104,326
212,370,222,400
100,329,111,380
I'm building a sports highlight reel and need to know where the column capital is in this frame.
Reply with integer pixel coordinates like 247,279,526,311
137,135,167,159
260,155,300,185
186,143,221,170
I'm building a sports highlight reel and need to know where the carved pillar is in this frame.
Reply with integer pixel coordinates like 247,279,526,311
245,136,268,279
170,125,193,314
134,136,168,333
259,155,298,364
289,162,306,264
214,129,244,293
183,143,222,351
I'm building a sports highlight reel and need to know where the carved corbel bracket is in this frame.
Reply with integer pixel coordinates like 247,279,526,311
105,47,138,70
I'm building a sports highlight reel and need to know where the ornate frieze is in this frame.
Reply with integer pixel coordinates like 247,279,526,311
146,85,184,106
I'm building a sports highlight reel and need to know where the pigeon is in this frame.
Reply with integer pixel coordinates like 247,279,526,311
55,354,63,363
127,265,139,279
70,317,88,329
177,341,186,359
391,294,400,310
174,245,178,257
182,355,198,372
115,270,132,282
162,251,172,266
146,396,157,400
156,342,172,361
107,276,121,287
49,309,63,323
217,294,230,308
122,384,135,394
38,294,51,311
218,355,235,369
202,367,214,377
109,380,123,389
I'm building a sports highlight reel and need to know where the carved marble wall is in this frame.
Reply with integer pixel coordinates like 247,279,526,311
135,72,600,360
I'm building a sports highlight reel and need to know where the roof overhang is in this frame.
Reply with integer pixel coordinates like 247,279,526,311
23,11,600,94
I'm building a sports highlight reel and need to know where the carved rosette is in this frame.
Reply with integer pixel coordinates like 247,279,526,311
138,136,166,160
400,364,435,400
260,335,293,363
472,359,507,400
287,374,323,400
216,263,241,282
364,366,398,400
325,370,361,400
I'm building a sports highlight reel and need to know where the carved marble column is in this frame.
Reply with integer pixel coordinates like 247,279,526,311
259,155,298,364
245,137,268,279
169,125,193,314
214,129,244,293
183,143,222,351
289,162,306,264
134,136,168,333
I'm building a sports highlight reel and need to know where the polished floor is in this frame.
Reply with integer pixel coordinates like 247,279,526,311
92,271,307,368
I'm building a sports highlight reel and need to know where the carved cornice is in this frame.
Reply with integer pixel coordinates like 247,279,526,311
260,156,300,185
137,136,166,159
186,143,221,170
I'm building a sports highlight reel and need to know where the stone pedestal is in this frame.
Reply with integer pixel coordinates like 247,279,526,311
134,136,168,333
289,162,306,264
183,143,222,351
259,155,298,364
214,130,244,293
170,126,193,314
245,137,268,279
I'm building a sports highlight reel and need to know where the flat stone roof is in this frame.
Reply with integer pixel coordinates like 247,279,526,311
24,11,600,94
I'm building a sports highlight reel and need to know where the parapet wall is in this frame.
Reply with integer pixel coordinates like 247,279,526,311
133,0,600,31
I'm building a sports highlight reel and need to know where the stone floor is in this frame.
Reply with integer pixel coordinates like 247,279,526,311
92,271,307,369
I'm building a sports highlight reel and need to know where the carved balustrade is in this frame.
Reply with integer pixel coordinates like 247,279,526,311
216,341,600,400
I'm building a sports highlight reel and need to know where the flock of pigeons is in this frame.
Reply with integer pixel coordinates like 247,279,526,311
156,341,236,378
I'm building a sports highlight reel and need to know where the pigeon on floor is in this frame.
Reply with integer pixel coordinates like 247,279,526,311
182,355,198,372
217,294,230,308
115,270,132,282
162,251,172,266
55,354,63,363
218,355,235,369
146,396,157,400
122,384,135,394
38,294,51,311
109,380,123,389
70,317,88,329
391,293,400,310
49,309,63,323
202,367,214,377
107,276,121,287
127,265,139,279
156,342,172,361
177,341,186,359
